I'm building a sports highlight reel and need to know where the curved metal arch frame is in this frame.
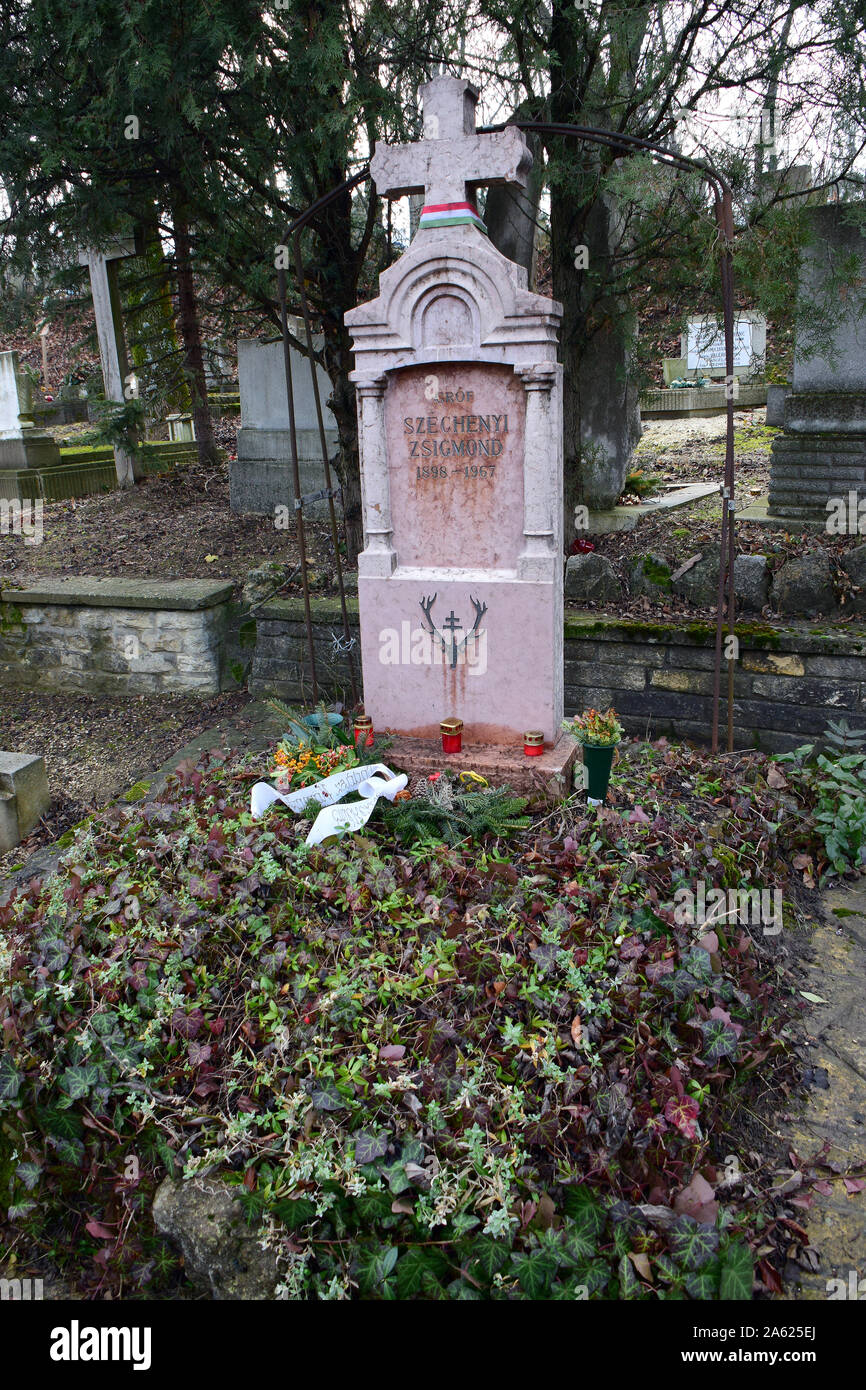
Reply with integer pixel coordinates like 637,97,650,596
277,126,737,752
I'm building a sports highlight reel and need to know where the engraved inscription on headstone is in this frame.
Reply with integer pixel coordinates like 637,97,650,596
385,363,526,570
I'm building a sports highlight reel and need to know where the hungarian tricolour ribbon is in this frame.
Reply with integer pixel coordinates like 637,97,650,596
418,201,487,234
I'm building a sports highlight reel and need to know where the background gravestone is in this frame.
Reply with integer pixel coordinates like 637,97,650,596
345,76,566,748
230,332,337,517
78,234,142,487
0,349,61,483
681,312,766,380
768,204,866,524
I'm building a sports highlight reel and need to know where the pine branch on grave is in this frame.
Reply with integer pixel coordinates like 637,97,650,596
381,781,531,846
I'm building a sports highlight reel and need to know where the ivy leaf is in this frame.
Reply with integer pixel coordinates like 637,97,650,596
0,1055,23,1104
91,1012,120,1036
60,1065,100,1099
16,1160,42,1191
700,1017,739,1062
34,1106,84,1140
357,1245,398,1294
395,1247,448,1298
685,1266,719,1299
566,1258,611,1296
50,1135,85,1165
618,1252,643,1299
464,1235,510,1283
304,1076,346,1111
664,1095,701,1139
511,1247,558,1299
41,937,70,972
669,1215,720,1271
354,1130,389,1165
561,1221,597,1265
719,1240,753,1300
271,1196,317,1231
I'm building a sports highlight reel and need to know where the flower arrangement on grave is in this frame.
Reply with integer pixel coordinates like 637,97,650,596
271,739,359,792
563,708,624,805
563,707,624,748
267,698,360,792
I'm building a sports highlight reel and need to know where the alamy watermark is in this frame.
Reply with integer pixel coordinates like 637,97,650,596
826,491,866,535
674,881,783,935
378,620,487,676
0,498,43,545
0,1276,43,1300
826,1269,865,1299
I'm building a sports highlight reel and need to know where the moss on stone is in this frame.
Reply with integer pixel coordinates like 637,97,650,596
123,779,152,803
642,555,672,590
0,603,24,631
563,614,786,649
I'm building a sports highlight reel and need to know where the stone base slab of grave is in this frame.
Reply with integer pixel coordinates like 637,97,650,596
639,385,767,418
586,482,718,535
229,430,332,517
0,442,198,504
737,493,829,531
359,573,563,745
386,733,579,803
768,428,866,525
0,751,50,852
0,429,62,472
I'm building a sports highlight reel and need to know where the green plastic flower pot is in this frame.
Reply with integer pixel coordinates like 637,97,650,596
581,743,615,802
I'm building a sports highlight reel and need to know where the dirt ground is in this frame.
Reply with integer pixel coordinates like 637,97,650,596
0,690,251,879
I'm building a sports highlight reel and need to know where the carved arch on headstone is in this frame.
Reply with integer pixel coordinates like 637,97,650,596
389,251,509,353
413,285,479,352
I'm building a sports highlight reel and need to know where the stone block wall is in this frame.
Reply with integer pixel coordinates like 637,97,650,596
250,596,359,704
563,614,866,752
0,578,237,696
250,597,866,752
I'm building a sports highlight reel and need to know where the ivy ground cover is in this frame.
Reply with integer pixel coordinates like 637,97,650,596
0,741,821,1300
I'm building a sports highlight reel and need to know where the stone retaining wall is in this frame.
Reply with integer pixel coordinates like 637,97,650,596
250,598,866,752
0,578,240,696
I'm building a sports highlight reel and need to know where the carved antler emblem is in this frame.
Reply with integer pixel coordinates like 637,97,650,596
419,594,487,669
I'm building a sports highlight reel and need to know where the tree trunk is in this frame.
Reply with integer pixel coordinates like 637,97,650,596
552,184,641,538
549,9,642,546
485,131,545,283
325,333,363,563
170,196,219,467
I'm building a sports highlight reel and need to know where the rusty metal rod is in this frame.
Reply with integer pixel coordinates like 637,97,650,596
277,266,318,704
293,229,359,705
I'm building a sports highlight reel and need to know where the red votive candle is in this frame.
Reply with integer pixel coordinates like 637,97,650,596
524,730,544,757
353,714,374,749
440,717,463,754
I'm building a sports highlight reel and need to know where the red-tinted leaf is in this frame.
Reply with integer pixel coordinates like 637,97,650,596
664,1095,700,1139
85,1220,116,1240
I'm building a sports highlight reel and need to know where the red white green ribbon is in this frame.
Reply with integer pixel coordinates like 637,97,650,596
418,201,487,234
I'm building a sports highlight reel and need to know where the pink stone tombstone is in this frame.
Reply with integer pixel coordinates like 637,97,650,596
345,77,565,749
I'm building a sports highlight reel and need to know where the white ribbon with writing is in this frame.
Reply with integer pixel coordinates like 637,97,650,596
250,763,408,846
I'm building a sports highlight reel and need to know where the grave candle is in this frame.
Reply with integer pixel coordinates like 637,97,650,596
440,717,463,754
523,730,544,757
353,713,374,749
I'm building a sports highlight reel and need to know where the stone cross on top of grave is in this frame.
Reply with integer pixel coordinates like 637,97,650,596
77,231,142,488
370,76,531,232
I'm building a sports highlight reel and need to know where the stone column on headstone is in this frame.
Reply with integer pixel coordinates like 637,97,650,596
356,377,396,577
516,364,560,581
77,236,141,488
